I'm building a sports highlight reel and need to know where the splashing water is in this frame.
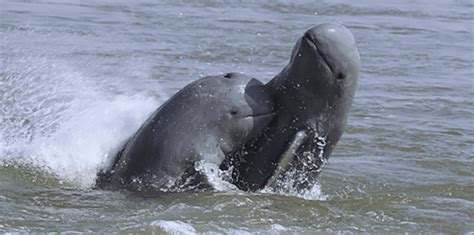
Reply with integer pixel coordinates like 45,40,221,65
194,161,239,192
260,131,329,201
0,38,160,187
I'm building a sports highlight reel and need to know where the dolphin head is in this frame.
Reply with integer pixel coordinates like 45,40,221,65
268,23,360,157
196,73,274,155
272,23,360,101
300,23,360,95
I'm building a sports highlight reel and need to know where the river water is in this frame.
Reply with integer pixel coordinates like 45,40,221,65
1,0,473,233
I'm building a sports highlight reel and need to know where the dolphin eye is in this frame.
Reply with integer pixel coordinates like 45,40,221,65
337,73,345,80
224,72,240,79
230,108,239,115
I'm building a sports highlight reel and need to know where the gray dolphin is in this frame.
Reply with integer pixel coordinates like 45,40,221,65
96,73,274,191
224,23,360,191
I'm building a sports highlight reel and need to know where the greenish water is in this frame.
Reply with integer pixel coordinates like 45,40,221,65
1,0,473,233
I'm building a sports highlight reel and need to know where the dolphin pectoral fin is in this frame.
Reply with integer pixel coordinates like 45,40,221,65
264,130,308,188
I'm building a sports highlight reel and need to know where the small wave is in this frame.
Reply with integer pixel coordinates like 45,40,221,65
151,220,197,235
261,182,328,201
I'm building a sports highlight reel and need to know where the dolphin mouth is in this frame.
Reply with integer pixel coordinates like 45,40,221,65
245,111,274,118
244,112,275,131
303,33,335,74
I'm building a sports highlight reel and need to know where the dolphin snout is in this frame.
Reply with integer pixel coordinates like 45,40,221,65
304,23,360,77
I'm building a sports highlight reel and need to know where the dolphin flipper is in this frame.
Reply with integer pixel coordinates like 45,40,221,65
264,130,308,188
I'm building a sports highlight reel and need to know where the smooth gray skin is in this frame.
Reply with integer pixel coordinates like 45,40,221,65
96,73,274,191
225,23,360,191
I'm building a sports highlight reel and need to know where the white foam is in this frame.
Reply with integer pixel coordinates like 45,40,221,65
151,220,197,234
261,181,328,201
